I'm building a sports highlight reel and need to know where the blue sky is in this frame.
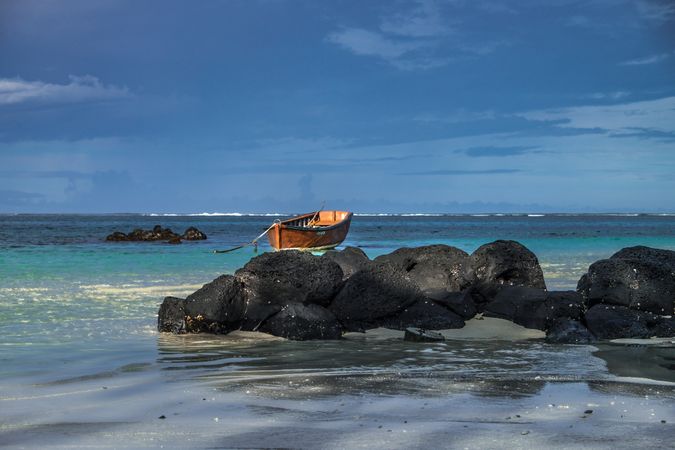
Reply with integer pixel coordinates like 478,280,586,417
1,0,674,213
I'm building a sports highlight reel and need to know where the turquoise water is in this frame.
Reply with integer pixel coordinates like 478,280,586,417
2,214,675,350
1,214,674,448
2,213,674,367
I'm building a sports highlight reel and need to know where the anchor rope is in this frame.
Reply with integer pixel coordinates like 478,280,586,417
213,219,280,254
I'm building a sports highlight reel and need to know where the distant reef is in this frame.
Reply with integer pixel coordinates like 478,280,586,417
158,241,675,342
106,225,206,244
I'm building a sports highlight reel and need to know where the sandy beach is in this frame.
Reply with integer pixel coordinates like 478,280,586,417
2,319,673,449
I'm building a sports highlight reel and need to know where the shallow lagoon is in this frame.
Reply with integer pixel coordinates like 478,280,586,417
1,214,674,448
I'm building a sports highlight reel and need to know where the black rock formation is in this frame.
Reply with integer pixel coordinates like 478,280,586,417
426,290,478,319
183,275,246,334
374,244,470,294
258,303,342,340
467,240,546,290
584,304,655,340
404,328,446,342
182,226,207,240
328,264,425,331
156,243,675,341
379,299,465,331
106,225,207,243
322,246,371,280
235,250,343,330
578,246,675,315
545,319,596,344
484,287,585,331
158,297,186,334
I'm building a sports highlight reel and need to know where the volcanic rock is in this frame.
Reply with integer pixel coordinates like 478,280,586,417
183,275,246,334
322,246,371,280
158,296,187,334
380,299,465,330
545,319,596,344
584,304,655,340
235,250,343,330
258,303,342,340
157,243,675,341
651,316,675,338
404,328,446,342
467,240,546,290
374,244,470,294
483,286,547,328
105,231,128,241
484,287,585,330
105,225,207,243
182,226,207,240
577,246,675,315
426,290,477,319
329,264,425,331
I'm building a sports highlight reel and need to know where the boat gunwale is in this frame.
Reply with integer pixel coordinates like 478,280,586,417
279,211,353,232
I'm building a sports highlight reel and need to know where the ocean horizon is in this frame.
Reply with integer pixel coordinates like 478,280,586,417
3,212,675,216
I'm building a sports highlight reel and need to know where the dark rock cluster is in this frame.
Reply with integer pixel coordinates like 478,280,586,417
106,225,207,244
157,241,675,342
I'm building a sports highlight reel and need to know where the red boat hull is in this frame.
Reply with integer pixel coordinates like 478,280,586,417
267,210,352,251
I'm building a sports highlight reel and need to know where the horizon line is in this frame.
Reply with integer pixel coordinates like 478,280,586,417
2,212,675,216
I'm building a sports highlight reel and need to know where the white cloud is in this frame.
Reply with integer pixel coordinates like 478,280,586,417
326,0,505,71
518,96,675,133
0,75,130,106
619,53,670,66
326,28,425,60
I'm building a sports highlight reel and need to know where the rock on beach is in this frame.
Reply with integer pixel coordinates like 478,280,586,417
157,242,675,342
328,263,425,331
322,246,371,280
374,244,470,294
577,246,675,315
235,250,343,330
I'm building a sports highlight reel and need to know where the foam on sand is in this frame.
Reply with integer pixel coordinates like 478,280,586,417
78,283,204,298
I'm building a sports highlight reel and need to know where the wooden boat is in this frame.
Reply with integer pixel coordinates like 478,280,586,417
267,210,353,251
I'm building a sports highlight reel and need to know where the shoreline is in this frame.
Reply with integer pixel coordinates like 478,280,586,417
2,324,674,449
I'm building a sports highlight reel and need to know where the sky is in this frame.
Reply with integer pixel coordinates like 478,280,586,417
1,0,674,213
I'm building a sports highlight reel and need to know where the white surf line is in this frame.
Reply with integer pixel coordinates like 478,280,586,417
78,284,204,294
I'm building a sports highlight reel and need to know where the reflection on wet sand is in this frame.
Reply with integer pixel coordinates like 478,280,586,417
157,328,675,402
592,340,675,384
157,330,605,400
148,331,675,449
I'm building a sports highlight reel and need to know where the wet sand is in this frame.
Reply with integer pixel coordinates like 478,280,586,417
2,374,673,449
1,319,673,449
